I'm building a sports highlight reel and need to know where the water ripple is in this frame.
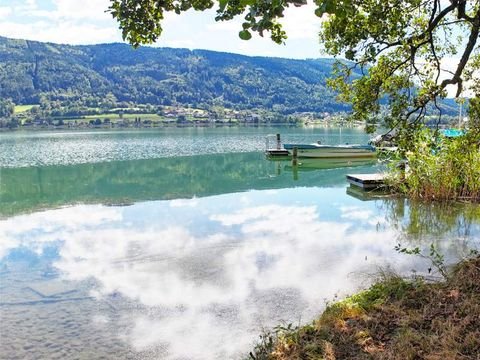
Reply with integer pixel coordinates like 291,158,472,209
0,128,371,168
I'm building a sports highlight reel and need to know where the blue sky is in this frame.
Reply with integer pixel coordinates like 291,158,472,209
0,0,324,59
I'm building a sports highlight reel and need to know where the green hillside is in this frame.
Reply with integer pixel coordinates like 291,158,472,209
0,36,350,115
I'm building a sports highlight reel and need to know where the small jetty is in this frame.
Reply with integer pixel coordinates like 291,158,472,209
266,148,290,156
346,173,387,190
265,133,290,156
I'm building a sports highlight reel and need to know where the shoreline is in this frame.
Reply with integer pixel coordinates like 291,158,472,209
248,256,480,359
0,122,365,133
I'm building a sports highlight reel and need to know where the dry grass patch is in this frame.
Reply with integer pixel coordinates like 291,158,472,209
249,257,480,360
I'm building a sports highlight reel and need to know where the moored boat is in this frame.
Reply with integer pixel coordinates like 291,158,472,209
283,143,376,158
441,128,465,138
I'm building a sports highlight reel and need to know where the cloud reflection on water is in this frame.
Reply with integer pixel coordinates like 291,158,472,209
0,188,472,359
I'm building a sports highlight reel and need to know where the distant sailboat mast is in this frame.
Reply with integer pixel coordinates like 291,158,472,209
458,99,462,128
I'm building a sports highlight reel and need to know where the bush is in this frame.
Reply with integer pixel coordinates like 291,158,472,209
388,127,480,201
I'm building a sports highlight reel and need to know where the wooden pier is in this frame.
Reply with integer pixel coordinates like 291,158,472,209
346,173,387,190
265,149,290,156
265,133,290,157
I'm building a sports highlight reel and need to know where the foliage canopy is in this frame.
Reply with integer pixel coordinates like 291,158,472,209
0,98,14,119
109,0,480,132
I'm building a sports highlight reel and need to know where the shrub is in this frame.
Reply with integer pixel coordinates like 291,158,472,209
388,127,480,201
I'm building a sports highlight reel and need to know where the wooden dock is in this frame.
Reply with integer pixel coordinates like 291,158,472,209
265,149,290,156
346,173,387,190
265,133,290,157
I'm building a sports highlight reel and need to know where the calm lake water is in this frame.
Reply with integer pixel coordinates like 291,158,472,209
1,127,479,359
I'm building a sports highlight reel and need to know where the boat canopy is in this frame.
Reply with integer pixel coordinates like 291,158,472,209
283,143,376,151
441,129,465,138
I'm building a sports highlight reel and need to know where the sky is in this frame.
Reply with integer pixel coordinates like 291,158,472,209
0,0,467,97
0,0,324,59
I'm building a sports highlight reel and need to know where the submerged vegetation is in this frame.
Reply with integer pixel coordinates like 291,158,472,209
249,256,480,360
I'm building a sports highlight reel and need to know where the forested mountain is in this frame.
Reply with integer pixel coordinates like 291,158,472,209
0,35,353,114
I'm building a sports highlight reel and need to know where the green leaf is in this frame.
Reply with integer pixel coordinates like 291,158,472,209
218,0,228,12
239,30,252,40
324,0,335,13
239,0,255,6
242,22,251,30
345,49,355,60
315,0,335,17
314,7,324,17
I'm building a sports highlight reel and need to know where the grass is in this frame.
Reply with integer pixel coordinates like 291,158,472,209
67,113,219,123
387,128,480,202
14,104,37,113
55,113,171,123
249,256,480,360
81,113,163,120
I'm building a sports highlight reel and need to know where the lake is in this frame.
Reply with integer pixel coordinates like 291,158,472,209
1,127,479,360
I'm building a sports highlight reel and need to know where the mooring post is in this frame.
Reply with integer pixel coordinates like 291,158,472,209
293,164,299,181
292,146,298,166
276,133,281,150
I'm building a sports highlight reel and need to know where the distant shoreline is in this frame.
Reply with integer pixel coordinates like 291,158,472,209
0,122,364,132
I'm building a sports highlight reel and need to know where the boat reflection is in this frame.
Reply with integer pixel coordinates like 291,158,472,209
268,157,377,181
284,157,377,172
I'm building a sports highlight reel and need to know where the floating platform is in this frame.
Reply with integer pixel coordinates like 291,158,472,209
265,134,290,157
346,173,387,190
265,149,290,156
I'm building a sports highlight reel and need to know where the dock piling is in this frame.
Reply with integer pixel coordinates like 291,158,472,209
292,146,298,166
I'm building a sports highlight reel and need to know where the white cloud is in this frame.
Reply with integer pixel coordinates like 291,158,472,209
0,0,122,45
205,19,240,33
0,6,12,17
12,0,111,21
52,0,112,21
0,205,122,258
158,3,323,58
439,57,474,98
0,0,324,57
280,1,321,40
169,198,199,208
159,38,196,49
0,20,121,44
12,0,37,14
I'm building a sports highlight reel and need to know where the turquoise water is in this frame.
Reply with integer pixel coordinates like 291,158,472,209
0,127,368,168
1,127,479,359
